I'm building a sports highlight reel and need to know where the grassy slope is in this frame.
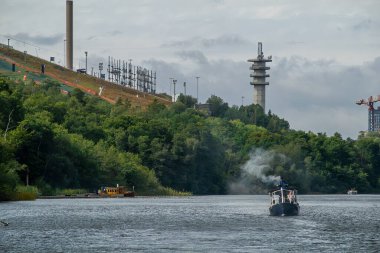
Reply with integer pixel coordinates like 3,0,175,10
0,45,171,108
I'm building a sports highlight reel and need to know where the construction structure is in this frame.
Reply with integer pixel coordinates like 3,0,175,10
63,0,157,94
356,95,380,132
66,0,73,70
248,42,272,112
105,56,156,94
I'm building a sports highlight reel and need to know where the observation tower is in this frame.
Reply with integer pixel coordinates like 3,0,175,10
248,42,272,112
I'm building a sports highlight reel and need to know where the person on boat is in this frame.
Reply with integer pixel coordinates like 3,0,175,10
278,177,288,189
287,191,293,203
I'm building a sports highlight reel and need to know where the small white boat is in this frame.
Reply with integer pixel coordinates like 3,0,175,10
347,189,358,195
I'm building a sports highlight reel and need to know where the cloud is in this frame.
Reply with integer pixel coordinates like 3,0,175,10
269,56,380,137
162,34,250,49
8,33,63,46
367,57,380,72
87,35,97,41
109,30,122,36
176,50,209,65
252,5,289,19
83,54,108,74
201,35,250,48
142,59,188,93
143,53,380,139
352,19,372,31
144,50,250,104
286,41,305,45
270,56,379,108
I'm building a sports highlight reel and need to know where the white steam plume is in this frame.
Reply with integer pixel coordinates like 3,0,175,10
229,148,287,194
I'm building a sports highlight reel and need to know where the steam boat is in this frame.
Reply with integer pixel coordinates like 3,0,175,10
269,180,299,216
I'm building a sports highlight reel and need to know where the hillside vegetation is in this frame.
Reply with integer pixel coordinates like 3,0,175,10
1,77,379,200
0,45,170,108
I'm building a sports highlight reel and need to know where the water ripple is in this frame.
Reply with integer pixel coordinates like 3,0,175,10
0,195,379,252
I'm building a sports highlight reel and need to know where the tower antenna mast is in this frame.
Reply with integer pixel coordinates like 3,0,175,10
248,42,272,112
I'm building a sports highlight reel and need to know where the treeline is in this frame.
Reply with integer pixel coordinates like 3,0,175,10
0,77,379,200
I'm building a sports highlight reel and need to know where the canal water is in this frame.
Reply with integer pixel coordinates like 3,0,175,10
0,195,379,252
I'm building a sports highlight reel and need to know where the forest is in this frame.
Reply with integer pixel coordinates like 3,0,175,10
1,77,379,200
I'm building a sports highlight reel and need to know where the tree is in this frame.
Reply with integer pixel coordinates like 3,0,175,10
206,95,229,117
177,94,197,108
1,76,380,196
0,139,21,200
70,88,85,103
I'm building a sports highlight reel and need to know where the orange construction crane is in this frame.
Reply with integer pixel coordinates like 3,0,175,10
356,95,380,131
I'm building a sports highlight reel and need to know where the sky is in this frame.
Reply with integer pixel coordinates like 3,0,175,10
1,0,379,139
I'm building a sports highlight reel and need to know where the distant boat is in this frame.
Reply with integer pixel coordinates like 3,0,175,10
347,189,358,195
269,181,300,216
98,185,135,198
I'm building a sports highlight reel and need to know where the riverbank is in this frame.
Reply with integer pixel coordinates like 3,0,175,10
37,193,134,199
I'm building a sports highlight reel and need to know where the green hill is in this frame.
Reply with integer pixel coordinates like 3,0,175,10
0,45,171,108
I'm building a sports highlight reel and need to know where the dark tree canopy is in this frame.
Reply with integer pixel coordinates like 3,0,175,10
1,78,379,200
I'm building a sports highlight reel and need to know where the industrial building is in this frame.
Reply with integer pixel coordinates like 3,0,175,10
371,107,380,132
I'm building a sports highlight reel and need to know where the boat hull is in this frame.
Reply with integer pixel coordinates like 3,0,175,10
269,203,299,216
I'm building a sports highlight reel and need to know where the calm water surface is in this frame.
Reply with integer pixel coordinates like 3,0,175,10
0,195,379,252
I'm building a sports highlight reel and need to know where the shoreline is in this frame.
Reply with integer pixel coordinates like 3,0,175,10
37,194,134,199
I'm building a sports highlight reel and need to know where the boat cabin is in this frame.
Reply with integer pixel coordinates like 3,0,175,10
268,186,300,216
98,185,135,197
270,188,298,205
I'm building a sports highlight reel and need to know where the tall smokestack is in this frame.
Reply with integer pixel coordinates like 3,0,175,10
66,0,73,70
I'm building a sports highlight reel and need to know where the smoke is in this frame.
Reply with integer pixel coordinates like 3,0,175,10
228,148,287,194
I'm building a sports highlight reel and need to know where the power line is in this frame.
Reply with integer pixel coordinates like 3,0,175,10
0,34,41,49
0,34,64,59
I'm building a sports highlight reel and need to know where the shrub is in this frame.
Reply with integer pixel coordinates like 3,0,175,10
58,188,87,196
13,185,38,201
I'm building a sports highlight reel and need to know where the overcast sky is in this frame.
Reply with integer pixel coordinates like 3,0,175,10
1,0,379,139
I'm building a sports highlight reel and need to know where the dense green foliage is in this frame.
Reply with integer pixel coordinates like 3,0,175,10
0,78,379,200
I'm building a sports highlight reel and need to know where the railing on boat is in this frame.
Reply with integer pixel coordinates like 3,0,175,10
98,185,135,197
269,188,297,205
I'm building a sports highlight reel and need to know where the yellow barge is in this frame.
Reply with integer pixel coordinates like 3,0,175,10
98,185,135,197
